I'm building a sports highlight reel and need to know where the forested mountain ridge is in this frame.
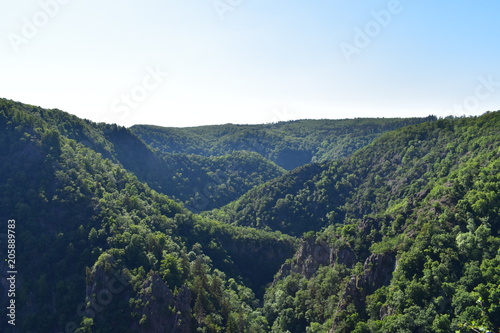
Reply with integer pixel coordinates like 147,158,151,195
209,112,500,236
0,98,285,211
226,111,500,332
1,96,499,333
0,98,434,212
0,99,296,332
131,116,436,170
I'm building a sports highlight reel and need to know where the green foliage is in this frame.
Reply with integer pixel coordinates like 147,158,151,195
0,98,295,332
131,117,434,170
0,98,285,213
2,97,500,332
234,112,500,331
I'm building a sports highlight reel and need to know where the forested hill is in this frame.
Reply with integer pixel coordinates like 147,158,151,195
131,116,436,170
210,111,500,332
0,98,435,212
2,96,499,333
0,98,285,211
208,112,500,237
0,98,296,332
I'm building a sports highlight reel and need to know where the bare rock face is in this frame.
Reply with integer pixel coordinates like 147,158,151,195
274,237,356,282
361,253,396,294
131,273,193,333
172,286,193,332
272,234,396,333
287,237,330,278
133,272,174,333
343,253,396,307
84,258,193,333
332,253,396,333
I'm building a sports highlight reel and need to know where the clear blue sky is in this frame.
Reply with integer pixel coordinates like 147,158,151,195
1,0,500,127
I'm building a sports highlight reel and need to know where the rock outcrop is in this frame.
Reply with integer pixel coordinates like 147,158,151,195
131,272,192,333
272,236,396,333
84,257,193,333
332,253,396,332
274,237,356,281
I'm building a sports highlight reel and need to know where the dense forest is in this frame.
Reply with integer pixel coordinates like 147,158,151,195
212,112,500,332
1,97,499,332
0,98,295,332
0,99,286,212
131,117,434,171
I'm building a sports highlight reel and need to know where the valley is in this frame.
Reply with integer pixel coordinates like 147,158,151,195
1,98,499,332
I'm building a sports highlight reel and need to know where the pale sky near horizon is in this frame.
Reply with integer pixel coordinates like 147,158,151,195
1,1,500,127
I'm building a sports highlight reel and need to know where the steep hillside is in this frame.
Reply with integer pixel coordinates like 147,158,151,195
213,112,500,332
2,97,499,333
0,100,296,332
0,98,285,211
210,113,499,236
131,117,436,170
157,150,285,212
